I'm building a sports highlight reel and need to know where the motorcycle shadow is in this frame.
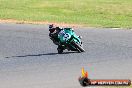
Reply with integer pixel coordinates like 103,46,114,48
59,51,79,54
5,51,79,58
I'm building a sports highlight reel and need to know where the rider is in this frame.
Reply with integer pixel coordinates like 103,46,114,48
49,24,62,46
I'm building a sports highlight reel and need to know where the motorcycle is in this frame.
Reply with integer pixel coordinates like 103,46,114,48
57,28,85,54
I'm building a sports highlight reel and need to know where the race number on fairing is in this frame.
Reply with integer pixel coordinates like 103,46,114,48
58,30,71,41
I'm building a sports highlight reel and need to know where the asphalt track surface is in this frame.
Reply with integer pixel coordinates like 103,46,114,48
0,23,132,88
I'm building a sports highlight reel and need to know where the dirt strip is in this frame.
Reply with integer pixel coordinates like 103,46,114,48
0,19,83,28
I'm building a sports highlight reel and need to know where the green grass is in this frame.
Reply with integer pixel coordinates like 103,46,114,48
0,0,132,28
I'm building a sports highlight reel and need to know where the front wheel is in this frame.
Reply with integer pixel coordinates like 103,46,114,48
72,42,85,52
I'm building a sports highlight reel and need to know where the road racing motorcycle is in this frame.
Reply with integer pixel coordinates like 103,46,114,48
57,28,85,54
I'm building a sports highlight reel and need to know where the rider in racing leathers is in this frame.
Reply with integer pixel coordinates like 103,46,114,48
49,24,63,49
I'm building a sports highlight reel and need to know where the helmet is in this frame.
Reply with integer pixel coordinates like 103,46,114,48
49,24,54,29
49,24,56,33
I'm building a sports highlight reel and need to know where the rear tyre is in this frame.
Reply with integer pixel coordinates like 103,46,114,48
57,46,63,54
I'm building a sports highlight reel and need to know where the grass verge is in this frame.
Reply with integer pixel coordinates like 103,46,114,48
0,0,132,28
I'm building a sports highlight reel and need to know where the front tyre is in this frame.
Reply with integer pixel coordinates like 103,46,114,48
72,42,85,52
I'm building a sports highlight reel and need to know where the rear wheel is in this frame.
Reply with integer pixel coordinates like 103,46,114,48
57,46,63,54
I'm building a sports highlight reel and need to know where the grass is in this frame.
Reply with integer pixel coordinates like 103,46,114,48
0,0,132,28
